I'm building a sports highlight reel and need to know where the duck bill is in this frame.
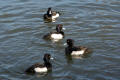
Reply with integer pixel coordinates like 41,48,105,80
62,27,66,30
64,43,67,46
50,57,54,60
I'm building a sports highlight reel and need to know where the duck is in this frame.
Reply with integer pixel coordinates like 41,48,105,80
43,24,64,42
65,39,91,56
43,7,60,21
25,54,53,74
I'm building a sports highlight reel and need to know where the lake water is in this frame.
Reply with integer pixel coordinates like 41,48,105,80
0,0,120,80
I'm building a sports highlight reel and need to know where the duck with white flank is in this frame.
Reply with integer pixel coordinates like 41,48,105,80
65,39,91,56
43,7,60,22
25,54,53,74
43,24,65,42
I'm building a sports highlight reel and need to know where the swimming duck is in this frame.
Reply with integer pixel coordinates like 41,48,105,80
65,39,91,56
43,7,60,21
25,54,53,74
43,24,64,42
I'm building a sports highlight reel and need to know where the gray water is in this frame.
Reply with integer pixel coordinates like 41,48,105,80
0,0,120,80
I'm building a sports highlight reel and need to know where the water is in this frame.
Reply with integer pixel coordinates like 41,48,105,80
0,0,120,80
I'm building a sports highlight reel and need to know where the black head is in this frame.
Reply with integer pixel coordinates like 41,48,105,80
43,54,51,63
56,24,63,32
48,7,51,11
66,39,74,47
43,53,52,68
47,7,52,16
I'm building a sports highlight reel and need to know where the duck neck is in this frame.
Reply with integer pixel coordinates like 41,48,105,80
44,61,52,68
56,28,63,33
59,31,64,35
47,10,52,17
68,44,74,48
56,29,64,36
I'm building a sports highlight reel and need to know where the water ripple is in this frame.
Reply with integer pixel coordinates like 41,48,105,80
0,0,120,80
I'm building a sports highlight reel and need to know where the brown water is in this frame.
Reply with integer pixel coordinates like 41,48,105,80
0,0,120,80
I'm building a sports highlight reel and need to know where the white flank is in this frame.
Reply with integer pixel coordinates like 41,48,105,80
34,67,47,73
71,50,85,56
52,13,59,19
51,34,63,40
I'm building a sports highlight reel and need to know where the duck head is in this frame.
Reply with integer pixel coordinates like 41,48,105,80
56,24,63,32
47,7,52,16
66,39,74,47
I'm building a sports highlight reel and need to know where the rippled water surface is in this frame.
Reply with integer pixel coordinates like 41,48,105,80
0,0,120,80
